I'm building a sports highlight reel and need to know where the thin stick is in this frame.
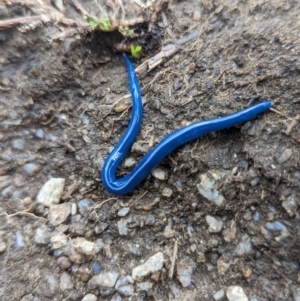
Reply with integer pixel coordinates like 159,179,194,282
285,114,300,135
169,238,178,279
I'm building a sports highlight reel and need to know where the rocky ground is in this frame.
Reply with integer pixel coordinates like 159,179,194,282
0,0,300,300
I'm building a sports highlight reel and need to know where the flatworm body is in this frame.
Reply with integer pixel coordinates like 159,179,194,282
101,54,272,195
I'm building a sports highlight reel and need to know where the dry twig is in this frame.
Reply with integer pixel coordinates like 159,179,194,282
285,114,300,135
168,238,178,279
135,29,199,75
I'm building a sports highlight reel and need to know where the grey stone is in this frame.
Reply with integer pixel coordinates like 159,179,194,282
197,171,226,206
235,235,252,256
118,207,130,217
132,252,164,281
213,289,226,301
23,163,40,176
117,284,134,296
277,148,293,164
60,271,73,291
88,271,119,289
49,203,71,226
35,227,50,245
206,215,223,233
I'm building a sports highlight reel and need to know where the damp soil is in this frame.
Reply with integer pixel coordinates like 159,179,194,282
0,0,300,300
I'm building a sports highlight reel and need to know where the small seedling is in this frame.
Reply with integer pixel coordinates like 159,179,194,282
86,15,112,32
130,44,142,59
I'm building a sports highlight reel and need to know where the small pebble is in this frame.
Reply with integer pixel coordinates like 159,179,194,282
217,257,231,273
124,157,136,168
282,194,297,217
11,139,26,150
88,271,119,289
73,237,96,255
163,226,175,238
78,198,94,215
162,187,173,197
132,252,164,281
235,235,252,256
49,203,71,226
117,284,134,296
253,212,260,222
57,256,72,270
118,207,130,217
51,233,68,249
206,215,223,233
177,260,195,287
151,168,168,180
131,142,148,154
265,221,286,231
277,148,293,164
35,227,50,245
222,220,237,242
115,275,133,289
110,294,122,301
35,129,44,139
226,286,249,301
36,178,65,207
136,281,153,291
16,231,25,248
60,271,73,291
78,266,91,282
81,294,97,301
92,262,102,274
0,238,7,252
213,289,225,301
23,163,41,176
197,171,225,206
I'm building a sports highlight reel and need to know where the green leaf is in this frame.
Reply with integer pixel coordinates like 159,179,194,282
86,16,112,32
98,16,112,32
87,16,100,29
120,27,135,38
130,45,142,59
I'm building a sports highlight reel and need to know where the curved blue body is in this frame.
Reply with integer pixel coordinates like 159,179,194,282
101,54,272,195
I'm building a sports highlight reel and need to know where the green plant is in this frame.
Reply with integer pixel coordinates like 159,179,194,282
130,44,142,59
120,27,135,38
86,16,112,32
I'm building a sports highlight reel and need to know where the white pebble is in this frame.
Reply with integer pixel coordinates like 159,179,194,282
124,157,137,168
132,252,164,281
36,178,65,207
81,294,97,301
197,171,225,206
88,271,119,289
277,148,293,164
73,237,96,255
35,227,50,245
206,215,223,233
151,168,168,180
162,187,173,197
226,286,249,301
213,289,225,301
16,231,25,248
49,203,71,226
51,233,68,249
235,235,252,256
